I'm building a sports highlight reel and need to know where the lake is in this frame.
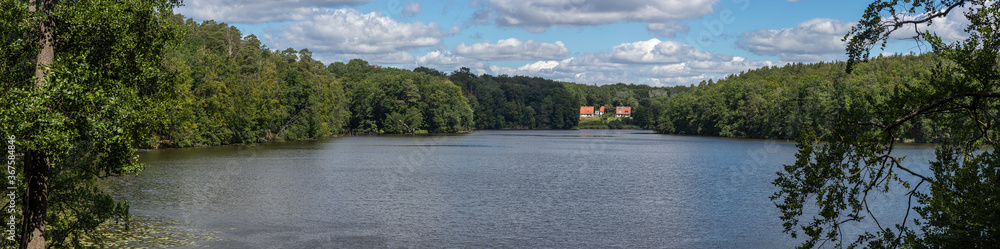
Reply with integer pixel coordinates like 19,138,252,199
102,129,937,248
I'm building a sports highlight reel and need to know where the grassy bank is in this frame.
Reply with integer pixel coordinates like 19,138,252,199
577,117,641,129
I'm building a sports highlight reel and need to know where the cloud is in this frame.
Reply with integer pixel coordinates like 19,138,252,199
641,75,712,87
413,38,570,72
488,62,627,84
636,56,773,78
444,39,774,86
647,23,690,38
517,60,561,72
454,38,570,61
318,51,417,65
403,2,422,16
176,0,370,23
416,50,485,70
472,56,619,83
886,6,970,41
484,65,516,76
737,18,853,62
546,54,628,74
609,38,714,64
477,0,717,32
264,8,457,64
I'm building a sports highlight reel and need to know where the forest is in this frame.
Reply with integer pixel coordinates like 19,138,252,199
157,17,477,148
155,15,952,149
147,4,1000,248
156,16,474,147
4,0,994,248
652,53,949,142
151,15,690,148
105,14,1000,249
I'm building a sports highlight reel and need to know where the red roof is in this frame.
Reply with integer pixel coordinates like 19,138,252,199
580,106,595,115
616,106,631,115
599,106,605,112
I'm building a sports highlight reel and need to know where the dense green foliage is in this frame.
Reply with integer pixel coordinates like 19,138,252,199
153,18,477,148
428,65,680,130
41,13,682,151
441,67,578,129
0,0,184,247
158,18,351,147
652,54,949,141
565,82,684,129
9,1,997,248
138,17,687,146
332,60,473,134
162,16,706,145
772,0,999,248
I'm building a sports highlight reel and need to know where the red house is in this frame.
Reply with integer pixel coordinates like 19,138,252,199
579,106,595,117
615,106,631,117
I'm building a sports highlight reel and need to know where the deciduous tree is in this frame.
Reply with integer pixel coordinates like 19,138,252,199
1,1,184,248
773,1,999,247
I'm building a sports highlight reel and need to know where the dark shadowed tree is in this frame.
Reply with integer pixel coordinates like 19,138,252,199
773,0,999,248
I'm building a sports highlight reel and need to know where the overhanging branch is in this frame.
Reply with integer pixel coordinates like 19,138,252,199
885,92,1000,131
889,1,967,30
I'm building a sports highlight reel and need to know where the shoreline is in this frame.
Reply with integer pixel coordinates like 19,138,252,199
137,128,943,153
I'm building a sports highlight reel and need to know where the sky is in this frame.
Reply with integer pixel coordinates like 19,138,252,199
173,0,972,86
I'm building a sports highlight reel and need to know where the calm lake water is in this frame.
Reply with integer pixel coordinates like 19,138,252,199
103,130,937,248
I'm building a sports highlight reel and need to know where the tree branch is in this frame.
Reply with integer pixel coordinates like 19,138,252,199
885,92,1000,132
894,163,933,185
858,121,887,128
276,107,310,138
888,1,967,30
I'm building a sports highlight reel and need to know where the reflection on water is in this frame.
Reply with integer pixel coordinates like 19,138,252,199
102,130,935,248
373,144,500,147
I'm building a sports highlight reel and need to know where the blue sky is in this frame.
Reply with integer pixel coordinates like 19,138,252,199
174,0,970,86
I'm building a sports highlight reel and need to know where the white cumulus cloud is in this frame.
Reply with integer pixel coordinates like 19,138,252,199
476,0,717,33
737,18,853,62
416,51,485,71
454,38,570,61
176,0,370,23
886,6,971,41
455,39,774,86
610,38,714,64
264,8,457,64
641,75,712,87
517,60,561,72
637,56,774,78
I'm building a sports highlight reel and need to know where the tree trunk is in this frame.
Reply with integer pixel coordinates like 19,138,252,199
33,0,55,88
20,151,48,249
23,0,55,248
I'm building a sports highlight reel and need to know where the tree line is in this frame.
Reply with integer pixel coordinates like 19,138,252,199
652,53,950,142
4,1,992,247
150,16,1000,248
159,15,962,147
151,16,692,148
155,17,476,148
